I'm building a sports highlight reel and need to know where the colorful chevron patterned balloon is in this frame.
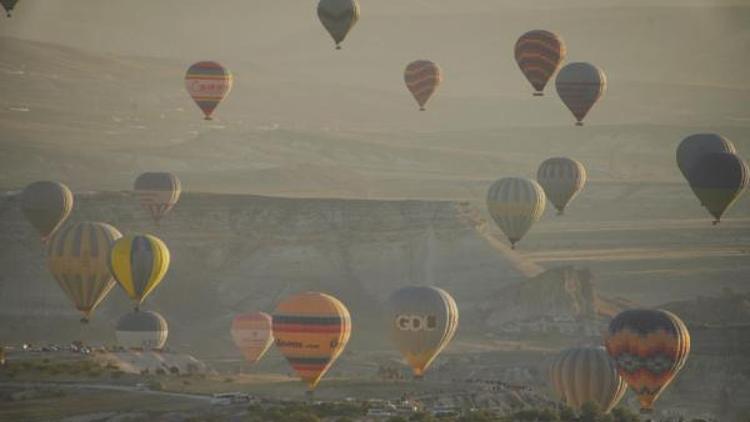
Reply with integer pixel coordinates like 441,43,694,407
184,61,233,120
605,309,691,412
404,60,443,111
514,30,566,96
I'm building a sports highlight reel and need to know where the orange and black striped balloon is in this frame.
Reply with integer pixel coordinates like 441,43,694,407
404,60,442,111
604,309,690,412
514,30,566,96
272,292,351,390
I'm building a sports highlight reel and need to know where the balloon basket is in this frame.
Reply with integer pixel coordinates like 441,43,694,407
575,122,583,126
533,92,544,97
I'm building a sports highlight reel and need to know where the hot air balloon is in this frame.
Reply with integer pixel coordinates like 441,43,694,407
386,286,458,378
605,309,691,413
20,181,74,243
109,234,170,309
514,30,566,96
676,133,736,181
486,177,546,249
231,312,274,364
134,172,182,225
272,292,351,391
1,0,18,17
404,60,442,111
47,222,122,323
555,62,606,126
317,0,360,50
537,157,587,215
687,152,749,224
185,61,233,120
549,346,627,413
116,310,168,350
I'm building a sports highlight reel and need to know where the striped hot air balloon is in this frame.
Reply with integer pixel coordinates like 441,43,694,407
317,0,360,50
676,134,736,181
687,152,749,224
1,0,18,17
134,172,181,225
231,312,274,364
514,30,566,96
20,181,74,243
386,286,459,378
549,346,627,413
555,62,606,126
116,310,168,350
185,61,233,120
486,177,546,249
272,292,351,391
109,234,170,309
47,222,122,323
404,60,443,111
605,309,691,413
537,157,587,215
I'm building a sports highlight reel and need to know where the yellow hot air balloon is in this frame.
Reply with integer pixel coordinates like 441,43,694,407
47,222,122,323
386,286,458,378
231,312,274,364
20,181,74,243
109,234,170,309
605,309,691,413
272,292,351,391
486,177,546,249
549,346,627,413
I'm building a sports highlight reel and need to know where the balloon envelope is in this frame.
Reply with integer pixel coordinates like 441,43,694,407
47,222,122,322
537,157,587,215
676,134,736,180
185,61,233,120
605,309,691,411
1,0,18,17
116,310,168,350
317,0,360,49
687,152,749,223
486,177,546,248
404,60,442,111
514,30,566,96
555,62,606,126
231,312,274,364
134,172,182,224
386,286,458,378
20,181,74,242
109,234,170,308
272,292,351,390
549,346,626,413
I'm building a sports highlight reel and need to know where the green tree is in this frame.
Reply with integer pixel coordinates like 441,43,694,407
610,407,640,422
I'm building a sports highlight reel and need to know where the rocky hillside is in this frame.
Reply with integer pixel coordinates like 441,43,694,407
0,191,623,356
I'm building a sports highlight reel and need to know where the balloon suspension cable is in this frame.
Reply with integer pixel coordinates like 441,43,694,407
575,121,584,126
533,92,544,97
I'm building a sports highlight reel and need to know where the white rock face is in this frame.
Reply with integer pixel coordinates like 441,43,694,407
0,191,536,354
